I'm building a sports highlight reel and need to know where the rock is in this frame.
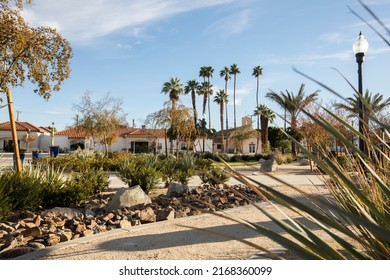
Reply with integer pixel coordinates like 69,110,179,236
24,222,38,229
118,220,131,228
105,186,152,212
103,213,115,221
83,209,96,218
21,226,41,238
156,208,175,221
299,158,310,166
0,246,36,259
3,236,18,251
27,242,46,250
167,182,197,197
45,234,60,246
44,207,82,220
59,231,73,242
74,223,87,234
82,229,93,237
258,158,266,164
174,211,187,219
0,223,15,233
139,207,156,223
259,159,279,172
33,215,43,227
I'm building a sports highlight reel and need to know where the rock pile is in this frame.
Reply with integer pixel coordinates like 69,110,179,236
0,183,262,259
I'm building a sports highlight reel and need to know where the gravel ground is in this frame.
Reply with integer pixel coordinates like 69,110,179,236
18,163,332,260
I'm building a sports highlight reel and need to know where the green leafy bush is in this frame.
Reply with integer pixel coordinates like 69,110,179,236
0,163,110,219
118,155,161,193
198,166,230,186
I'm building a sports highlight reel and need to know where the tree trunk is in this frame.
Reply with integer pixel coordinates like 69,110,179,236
220,102,224,153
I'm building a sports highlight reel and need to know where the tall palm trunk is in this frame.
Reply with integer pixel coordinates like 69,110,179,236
191,91,197,129
220,100,224,153
225,96,229,153
233,75,237,131
260,115,269,151
256,76,260,153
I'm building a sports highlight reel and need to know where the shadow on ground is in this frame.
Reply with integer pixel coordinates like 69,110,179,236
41,216,321,260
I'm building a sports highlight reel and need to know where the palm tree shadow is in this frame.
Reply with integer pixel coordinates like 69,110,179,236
96,216,319,254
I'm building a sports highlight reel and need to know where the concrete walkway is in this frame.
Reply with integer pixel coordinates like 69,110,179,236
16,163,330,260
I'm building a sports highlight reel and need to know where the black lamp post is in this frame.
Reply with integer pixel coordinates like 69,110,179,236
353,32,369,154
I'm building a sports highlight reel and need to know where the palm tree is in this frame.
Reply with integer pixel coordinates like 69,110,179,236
161,77,183,153
161,77,183,111
266,83,319,155
335,90,390,131
184,79,200,128
252,65,263,152
220,66,231,152
214,89,228,153
230,64,240,132
254,104,275,152
199,66,214,129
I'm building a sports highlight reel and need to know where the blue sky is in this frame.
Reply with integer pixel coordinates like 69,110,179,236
2,0,390,131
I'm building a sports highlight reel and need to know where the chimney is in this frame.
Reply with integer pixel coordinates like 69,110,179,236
242,116,251,126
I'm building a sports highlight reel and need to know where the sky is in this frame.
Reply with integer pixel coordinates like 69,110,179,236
1,0,390,131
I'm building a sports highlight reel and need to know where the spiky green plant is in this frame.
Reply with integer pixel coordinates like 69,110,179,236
213,1,389,259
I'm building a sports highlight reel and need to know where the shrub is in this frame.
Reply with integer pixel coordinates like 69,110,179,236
118,155,161,193
175,154,196,185
45,169,109,208
198,166,230,186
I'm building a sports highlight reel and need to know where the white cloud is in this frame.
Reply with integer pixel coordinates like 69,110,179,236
116,43,133,51
21,0,234,44
205,9,253,36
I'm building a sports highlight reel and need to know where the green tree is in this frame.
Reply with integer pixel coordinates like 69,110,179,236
199,66,214,129
254,104,275,152
1,0,72,172
161,77,183,111
220,66,231,152
184,79,200,128
214,89,228,153
334,90,390,136
267,83,319,155
230,64,240,132
252,65,263,151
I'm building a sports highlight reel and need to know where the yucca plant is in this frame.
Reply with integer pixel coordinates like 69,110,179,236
211,1,389,259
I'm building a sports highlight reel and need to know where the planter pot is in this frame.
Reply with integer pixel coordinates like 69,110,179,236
19,153,25,164
32,152,42,160
50,146,60,157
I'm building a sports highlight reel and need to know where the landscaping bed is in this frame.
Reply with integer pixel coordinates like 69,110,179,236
0,183,262,259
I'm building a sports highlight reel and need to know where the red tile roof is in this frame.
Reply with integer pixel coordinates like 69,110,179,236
56,127,87,139
56,127,166,140
0,121,47,132
123,128,165,139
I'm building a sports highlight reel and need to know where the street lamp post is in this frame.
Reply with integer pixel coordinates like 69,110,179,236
353,32,369,155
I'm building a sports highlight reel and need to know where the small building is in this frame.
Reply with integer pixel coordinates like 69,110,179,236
0,121,52,152
213,116,261,154
55,126,213,154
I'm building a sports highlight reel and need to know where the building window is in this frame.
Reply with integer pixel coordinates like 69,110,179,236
217,144,222,150
249,143,256,153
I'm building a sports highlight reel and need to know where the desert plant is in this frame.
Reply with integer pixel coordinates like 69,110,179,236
175,154,196,185
118,154,161,193
198,166,230,186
